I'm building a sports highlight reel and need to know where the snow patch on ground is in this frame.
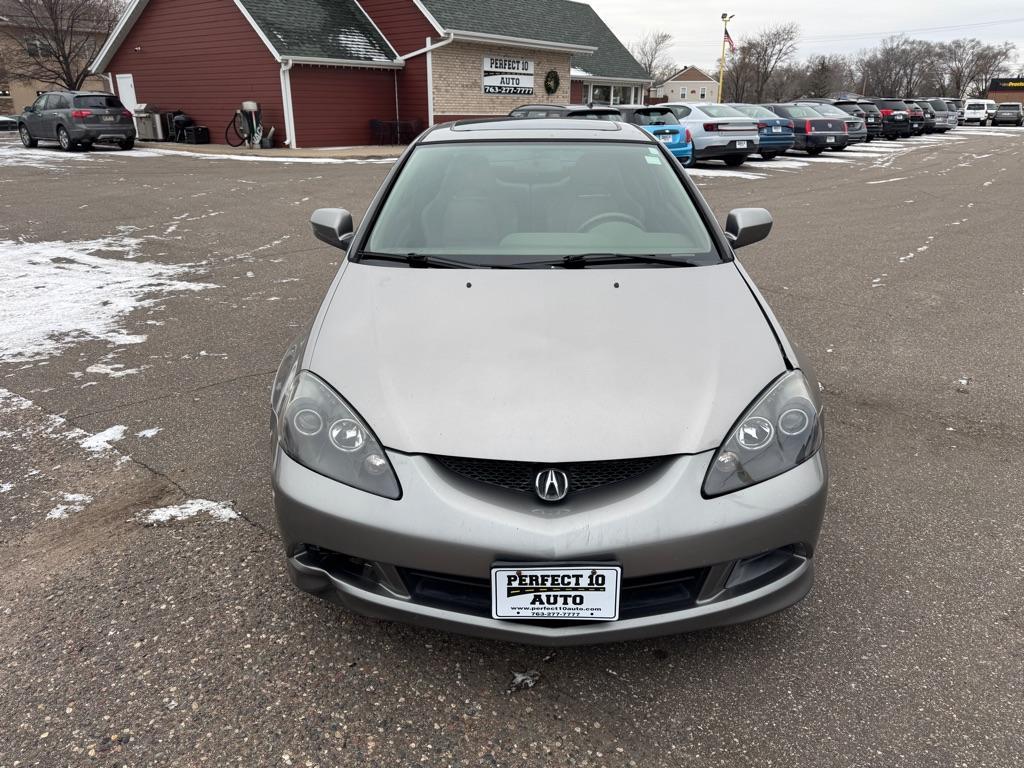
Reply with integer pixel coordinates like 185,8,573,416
687,167,767,180
46,492,93,520
139,499,238,525
0,482,12,493
0,233,217,363
79,425,127,453
866,177,907,185
136,427,162,438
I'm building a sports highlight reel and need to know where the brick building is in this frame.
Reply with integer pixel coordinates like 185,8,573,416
90,0,647,148
987,77,1024,103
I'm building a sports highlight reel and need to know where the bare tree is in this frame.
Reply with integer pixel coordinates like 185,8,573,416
0,0,124,90
629,30,677,84
743,23,800,102
973,41,1017,96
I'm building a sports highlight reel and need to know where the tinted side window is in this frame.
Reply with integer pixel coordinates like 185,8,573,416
31,95,47,110
74,95,125,109
41,94,60,109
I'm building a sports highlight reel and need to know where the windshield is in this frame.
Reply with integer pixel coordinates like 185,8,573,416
363,142,718,266
570,111,621,121
73,95,124,109
730,104,777,119
996,104,1019,110
631,110,679,126
928,100,947,111
966,103,985,109
780,106,823,118
697,104,747,118
801,103,846,117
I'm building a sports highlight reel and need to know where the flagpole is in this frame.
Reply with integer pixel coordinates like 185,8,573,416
718,12,734,103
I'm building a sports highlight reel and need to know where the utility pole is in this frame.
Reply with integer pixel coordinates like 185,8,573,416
718,13,734,103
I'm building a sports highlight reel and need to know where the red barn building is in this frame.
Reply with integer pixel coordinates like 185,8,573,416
91,0,648,147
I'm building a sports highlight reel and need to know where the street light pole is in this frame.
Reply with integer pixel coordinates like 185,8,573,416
718,12,734,103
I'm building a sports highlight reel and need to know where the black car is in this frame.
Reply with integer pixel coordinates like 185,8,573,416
18,90,136,151
837,100,883,140
869,99,912,139
796,101,866,146
763,103,848,155
509,104,621,120
909,100,938,133
991,102,1023,126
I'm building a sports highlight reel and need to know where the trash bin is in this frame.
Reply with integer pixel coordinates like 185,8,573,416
133,104,164,141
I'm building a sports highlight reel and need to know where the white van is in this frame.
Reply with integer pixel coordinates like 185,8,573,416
963,100,990,125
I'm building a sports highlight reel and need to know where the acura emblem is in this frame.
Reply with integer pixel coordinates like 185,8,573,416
535,468,569,502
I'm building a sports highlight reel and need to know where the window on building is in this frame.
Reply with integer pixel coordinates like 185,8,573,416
591,84,611,105
612,85,632,105
25,39,54,58
700,87,707,100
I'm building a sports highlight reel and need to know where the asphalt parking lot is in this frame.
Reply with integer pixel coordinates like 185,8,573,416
1,127,1023,767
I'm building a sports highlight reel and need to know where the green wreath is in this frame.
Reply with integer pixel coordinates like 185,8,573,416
544,70,560,95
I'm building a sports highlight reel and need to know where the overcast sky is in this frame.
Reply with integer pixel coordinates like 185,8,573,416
588,0,1024,72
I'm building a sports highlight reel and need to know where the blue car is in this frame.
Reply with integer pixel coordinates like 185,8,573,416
729,104,795,160
616,105,694,167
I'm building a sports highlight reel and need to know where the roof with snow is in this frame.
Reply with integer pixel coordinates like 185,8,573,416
241,0,397,63
92,0,400,72
420,0,649,82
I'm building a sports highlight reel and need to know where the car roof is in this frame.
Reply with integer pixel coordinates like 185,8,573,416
42,90,115,96
421,118,650,144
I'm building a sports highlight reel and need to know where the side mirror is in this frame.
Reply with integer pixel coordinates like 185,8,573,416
23,105,35,113
310,208,354,252
724,208,773,249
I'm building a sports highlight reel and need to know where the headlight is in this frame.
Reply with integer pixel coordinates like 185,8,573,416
277,371,401,499
703,370,823,497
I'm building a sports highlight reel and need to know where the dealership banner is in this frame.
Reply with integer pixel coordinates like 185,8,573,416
483,56,535,95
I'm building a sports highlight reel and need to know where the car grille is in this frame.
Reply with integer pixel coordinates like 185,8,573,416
398,566,708,622
432,455,669,497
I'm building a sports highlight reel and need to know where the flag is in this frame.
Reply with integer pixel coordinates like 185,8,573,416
724,29,736,53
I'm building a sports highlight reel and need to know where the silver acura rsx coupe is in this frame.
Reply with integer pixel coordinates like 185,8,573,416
270,118,828,646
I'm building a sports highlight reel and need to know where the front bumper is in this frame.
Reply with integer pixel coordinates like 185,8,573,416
273,447,828,644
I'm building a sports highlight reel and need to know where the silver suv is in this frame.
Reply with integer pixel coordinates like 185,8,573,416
19,91,136,151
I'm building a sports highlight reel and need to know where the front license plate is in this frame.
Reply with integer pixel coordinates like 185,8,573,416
826,136,836,143
735,140,748,148
101,115,115,122
771,125,782,133
867,117,876,122
491,564,621,621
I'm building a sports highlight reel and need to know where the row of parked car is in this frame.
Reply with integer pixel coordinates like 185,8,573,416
510,95,971,167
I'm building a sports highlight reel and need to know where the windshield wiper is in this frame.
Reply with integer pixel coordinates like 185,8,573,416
356,251,492,269
552,253,702,268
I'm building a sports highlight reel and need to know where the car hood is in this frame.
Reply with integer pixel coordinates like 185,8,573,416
309,261,786,462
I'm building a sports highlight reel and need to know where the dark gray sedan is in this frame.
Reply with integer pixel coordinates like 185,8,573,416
18,91,136,151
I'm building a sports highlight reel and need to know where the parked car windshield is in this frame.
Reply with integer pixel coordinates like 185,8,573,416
630,109,679,125
777,106,822,118
696,104,747,118
996,104,1020,111
364,142,718,265
927,99,948,111
730,104,777,119
802,103,847,117
73,95,125,109
873,100,907,110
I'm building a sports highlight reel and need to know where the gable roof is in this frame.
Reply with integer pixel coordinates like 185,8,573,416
241,0,397,63
659,66,716,85
419,0,649,82
92,0,401,73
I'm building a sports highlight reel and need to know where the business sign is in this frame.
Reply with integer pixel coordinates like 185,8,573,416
483,56,534,95
989,78,1024,90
